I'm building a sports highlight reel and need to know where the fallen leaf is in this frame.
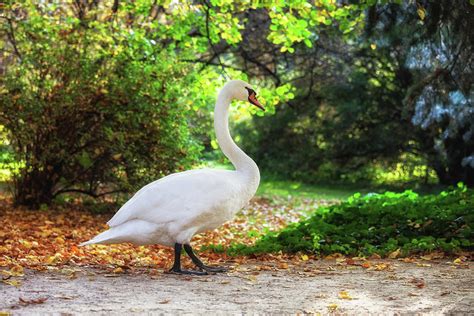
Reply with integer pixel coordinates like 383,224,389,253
361,261,371,269
335,257,345,263
112,267,124,274
410,277,425,289
244,275,258,284
19,297,48,305
345,258,357,265
278,262,289,269
327,303,338,311
301,254,309,261
369,253,381,260
453,258,463,264
338,290,353,300
325,253,344,260
2,266,24,277
372,263,391,271
2,279,21,287
388,248,401,259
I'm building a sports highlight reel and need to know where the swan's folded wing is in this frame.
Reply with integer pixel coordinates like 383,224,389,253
107,169,237,227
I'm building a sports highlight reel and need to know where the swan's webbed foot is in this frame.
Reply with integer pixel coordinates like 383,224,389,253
183,244,228,273
199,265,228,273
168,267,208,275
169,243,208,276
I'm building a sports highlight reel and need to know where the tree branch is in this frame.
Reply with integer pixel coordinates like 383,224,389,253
3,16,22,61
201,0,230,79
239,48,281,85
112,0,119,13
182,58,245,72
53,188,124,199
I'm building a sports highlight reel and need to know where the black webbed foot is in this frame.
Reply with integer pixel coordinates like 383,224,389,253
169,243,209,276
168,267,208,275
199,265,228,273
183,244,228,273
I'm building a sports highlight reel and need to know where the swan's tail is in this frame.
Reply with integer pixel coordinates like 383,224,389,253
79,220,158,246
79,228,118,246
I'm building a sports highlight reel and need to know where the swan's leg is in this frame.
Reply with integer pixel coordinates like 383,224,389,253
169,243,208,275
184,244,228,273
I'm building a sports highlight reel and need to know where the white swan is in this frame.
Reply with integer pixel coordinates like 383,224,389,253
80,80,264,274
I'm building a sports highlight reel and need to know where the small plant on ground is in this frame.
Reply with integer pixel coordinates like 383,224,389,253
230,184,473,256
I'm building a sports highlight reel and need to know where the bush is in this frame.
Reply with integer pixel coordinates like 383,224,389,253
0,5,201,207
232,184,473,256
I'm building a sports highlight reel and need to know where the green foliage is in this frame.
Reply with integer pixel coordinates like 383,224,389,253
236,1,473,187
0,1,203,207
231,184,473,256
203,0,367,52
0,0,405,207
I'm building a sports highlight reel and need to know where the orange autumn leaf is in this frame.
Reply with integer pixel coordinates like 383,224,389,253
278,262,289,269
361,261,371,269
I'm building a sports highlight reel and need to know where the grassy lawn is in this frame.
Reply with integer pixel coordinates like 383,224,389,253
201,159,367,201
256,178,367,200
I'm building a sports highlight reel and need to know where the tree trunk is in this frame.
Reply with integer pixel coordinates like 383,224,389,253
14,169,57,209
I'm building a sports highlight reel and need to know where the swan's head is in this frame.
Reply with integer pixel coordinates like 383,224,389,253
225,80,264,111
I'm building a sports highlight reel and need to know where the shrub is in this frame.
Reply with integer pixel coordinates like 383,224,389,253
0,5,200,207
231,184,473,256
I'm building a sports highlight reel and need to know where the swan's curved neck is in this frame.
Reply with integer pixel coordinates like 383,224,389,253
214,88,260,179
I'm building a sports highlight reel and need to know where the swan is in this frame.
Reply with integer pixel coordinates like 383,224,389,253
80,80,264,275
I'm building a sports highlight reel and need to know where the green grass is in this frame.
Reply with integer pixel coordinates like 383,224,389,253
199,159,445,201
256,179,366,200
256,178,447,201
201,160,363,200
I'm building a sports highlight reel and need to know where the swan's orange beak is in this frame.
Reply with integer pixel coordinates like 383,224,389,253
249,93,265,111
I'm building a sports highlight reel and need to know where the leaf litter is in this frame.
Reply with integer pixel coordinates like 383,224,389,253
0,193,471,293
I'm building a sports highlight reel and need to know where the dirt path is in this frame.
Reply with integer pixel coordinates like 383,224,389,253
1,259,472,314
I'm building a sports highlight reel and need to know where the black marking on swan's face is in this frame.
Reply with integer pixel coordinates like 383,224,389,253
245,87,257,97
245,87,264,111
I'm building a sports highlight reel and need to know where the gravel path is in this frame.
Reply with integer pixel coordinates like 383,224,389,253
1,259,472,315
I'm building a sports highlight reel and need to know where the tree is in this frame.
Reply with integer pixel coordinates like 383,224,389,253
0,0,372,207
228,1,473,185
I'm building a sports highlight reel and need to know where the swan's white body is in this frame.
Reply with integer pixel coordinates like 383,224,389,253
81,80,260,247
